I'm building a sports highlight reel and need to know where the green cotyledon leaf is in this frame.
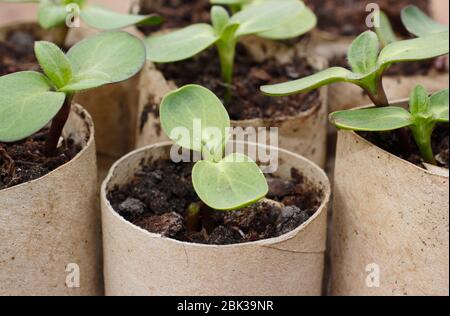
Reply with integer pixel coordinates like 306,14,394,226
160,85,230,160
401,5,449,37
330,106,414,131
145,24,219,63
192,153,268,210
80,5,162,30
60,31,146,93
0,71,66,142
429,89,449,122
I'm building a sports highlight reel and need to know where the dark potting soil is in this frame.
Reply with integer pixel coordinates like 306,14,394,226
108,159,323,245
0,128,81,190
329,55,447,77
0,30,39,76
138,0,211,35
148,45,320,122
304,0,430,36
359,124,449,169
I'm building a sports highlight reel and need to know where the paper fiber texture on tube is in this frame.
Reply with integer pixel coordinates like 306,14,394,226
0,105,103,296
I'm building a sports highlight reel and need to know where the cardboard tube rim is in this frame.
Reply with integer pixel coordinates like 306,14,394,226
0,103,95,194
338,98,449,179
101,141,331,249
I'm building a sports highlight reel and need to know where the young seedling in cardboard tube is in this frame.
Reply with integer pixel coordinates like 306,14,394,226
0,31,146,156
0,0,162,45
160,84,268,211
261,30,449,107
145,0,315,101
330,85,449,165
401,5,449,37
210,0,317,40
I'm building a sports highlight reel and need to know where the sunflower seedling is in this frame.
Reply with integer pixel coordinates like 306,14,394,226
261,30,449,106
330,85,449,165
1,0,162,45
145,0,314,100
0,31,146,156
160,84,268,211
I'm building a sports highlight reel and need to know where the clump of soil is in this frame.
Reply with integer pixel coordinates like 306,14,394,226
138,0,211,35
359,124,449,169
304,0,430,36
153,45,320,121
329,55,447,77
108,159,323,245
0,128,81,190
0,30,39,76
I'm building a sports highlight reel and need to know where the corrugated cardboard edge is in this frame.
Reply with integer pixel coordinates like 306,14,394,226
0,104,103,296
134,36,329,168
101,142,331,296
330,100,449,295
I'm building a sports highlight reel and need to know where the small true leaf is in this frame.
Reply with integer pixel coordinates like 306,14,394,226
409,84,430,115
348,31,380,74
330,107,413,131
61,31,146,92
261,67,358,96
192,153,268,210
374,10,398,47
211,5,230,33
430,89,449,122
401,5,449,37
34,41,72,89
160,85,230,156
0,72,66,142
145,24,219,63
80,5,162,30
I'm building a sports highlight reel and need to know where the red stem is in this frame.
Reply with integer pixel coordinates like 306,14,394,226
44,96,73,157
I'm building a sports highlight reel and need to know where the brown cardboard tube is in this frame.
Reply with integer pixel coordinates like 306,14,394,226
101,142,331,296
330,101,449,296
134,38,329,168
0,104,103,296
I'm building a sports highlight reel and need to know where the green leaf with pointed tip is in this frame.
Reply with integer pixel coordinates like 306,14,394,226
160,85,230,157
257,6,316,40
230,0,304,37
378,31,449,67
261,67,358,96
60,31,145,93
34,41,72,89
330,107,413,131
401,5,449,37
409,85,430,115
0,72,66,142
430,89,449,122
37,0,67,29
374,10,398,47
80,5,162,30
211,5,230,33
192,153,268,210
145,24,219,63
348,31,380,74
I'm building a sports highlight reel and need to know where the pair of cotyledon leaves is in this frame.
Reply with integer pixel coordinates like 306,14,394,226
145,0,316,63
260,30,449,96
0,31,146,143
160,85,268,211
1,0,161,30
